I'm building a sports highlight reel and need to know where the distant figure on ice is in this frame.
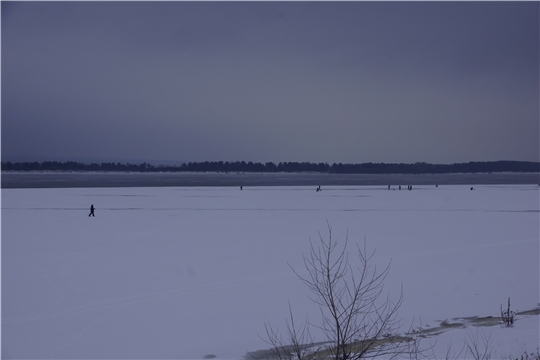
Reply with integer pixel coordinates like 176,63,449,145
89,204,95,217
240,186,243,190
316,185,321,192
388,185,390,190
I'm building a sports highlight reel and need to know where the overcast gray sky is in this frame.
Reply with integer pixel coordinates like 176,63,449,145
2,1,538,165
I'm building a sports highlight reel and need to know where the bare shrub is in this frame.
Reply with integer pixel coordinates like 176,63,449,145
432,339,465,360
500,297,516,328
260,302,321,360
502,347,540,360
464,329,493,360
261,223,422,360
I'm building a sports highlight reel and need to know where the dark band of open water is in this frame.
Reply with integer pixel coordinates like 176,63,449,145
2,172,539,188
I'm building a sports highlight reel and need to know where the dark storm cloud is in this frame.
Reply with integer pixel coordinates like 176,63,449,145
2,2,538,164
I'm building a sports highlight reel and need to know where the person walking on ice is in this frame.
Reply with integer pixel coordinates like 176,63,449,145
89,204,95,217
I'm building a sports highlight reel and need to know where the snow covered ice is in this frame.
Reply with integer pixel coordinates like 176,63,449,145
2,184,539,359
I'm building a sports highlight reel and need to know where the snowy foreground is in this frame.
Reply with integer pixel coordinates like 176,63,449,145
2,184,539,359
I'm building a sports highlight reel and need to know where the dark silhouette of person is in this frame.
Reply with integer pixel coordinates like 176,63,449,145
240,186,243,190
89,204,95,217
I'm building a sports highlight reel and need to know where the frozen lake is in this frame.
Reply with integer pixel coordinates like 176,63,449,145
2,184,539,359
2,171,539,188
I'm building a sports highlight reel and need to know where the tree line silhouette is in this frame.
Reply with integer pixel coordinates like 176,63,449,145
2,160,539,174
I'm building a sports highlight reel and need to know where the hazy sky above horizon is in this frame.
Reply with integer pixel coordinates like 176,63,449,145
2,1,539,165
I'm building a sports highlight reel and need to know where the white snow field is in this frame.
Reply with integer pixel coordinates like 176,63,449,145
2,184,539,359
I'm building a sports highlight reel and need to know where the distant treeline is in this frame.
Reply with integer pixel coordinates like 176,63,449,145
2,160,539,174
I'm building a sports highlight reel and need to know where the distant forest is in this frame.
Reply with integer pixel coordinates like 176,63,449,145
2,160,539,174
